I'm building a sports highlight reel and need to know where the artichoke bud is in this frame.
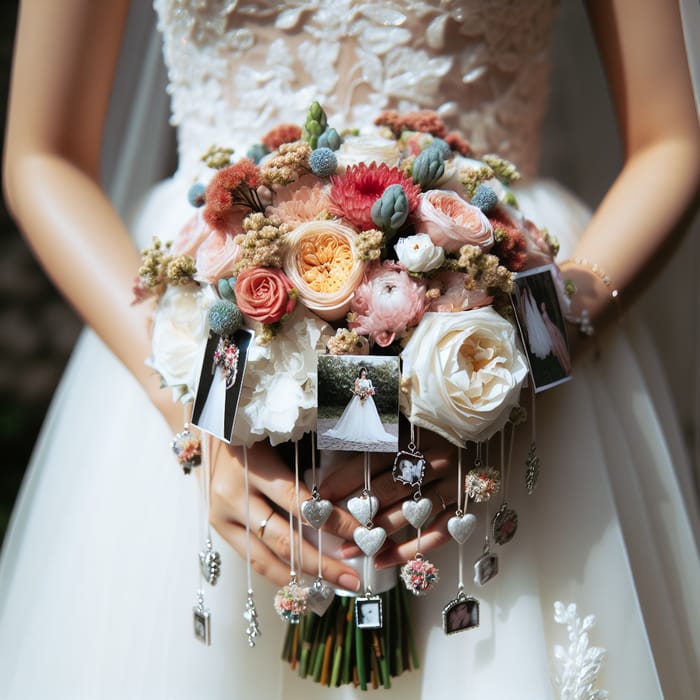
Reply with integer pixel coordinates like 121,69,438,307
371,184,409,236
412,148,445,188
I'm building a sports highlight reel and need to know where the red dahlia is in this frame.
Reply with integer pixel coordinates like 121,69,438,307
329,162,421,231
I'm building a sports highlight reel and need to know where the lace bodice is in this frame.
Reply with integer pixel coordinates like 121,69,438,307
154,0,558,182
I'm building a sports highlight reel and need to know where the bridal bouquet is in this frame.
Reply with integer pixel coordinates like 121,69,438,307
134,102,570,689
134,102,564,447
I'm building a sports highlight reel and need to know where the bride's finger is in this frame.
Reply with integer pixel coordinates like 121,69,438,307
372,510,453,569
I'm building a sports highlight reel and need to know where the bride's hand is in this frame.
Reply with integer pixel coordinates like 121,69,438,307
209,440,362,591
320,432,458,568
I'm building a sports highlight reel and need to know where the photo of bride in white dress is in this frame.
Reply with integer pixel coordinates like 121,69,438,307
318,359,399,452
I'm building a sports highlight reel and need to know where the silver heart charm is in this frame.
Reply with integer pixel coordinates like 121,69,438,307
306,579,334,616
402,498,433,529
347,495,379,525
301,498,333,530
353,526,387,557
447,513,477,544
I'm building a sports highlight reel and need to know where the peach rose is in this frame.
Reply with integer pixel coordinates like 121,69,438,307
414,190,493,253
234,266,297,324
282,220,366,321
171,211,211,258
194,230,241,284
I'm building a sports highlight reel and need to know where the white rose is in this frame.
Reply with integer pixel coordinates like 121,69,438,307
231,307,333,446
394,234,445,273
400,308,528,445
149,285,215,401
335,135,401,170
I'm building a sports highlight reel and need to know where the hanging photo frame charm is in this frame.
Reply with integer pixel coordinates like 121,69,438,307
492,502,518,545
199,537,222,585
392,442,427,487
474,541,499,586
193,590,211,645
525,441,540,494
354,591,383,630
442,587,480,635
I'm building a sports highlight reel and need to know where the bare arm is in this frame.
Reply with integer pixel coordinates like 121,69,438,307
565,0,700,329
3,0,179,427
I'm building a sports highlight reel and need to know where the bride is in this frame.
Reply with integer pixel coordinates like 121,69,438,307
1,1,699,698
323,367,396,447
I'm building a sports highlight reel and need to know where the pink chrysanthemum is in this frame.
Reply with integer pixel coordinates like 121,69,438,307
262,124,302,151
329,163,420,231
349,260,428,347
267,184,332,228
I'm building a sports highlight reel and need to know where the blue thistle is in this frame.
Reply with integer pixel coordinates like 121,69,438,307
187,183,206,208
371,184,409,237
471,184,498,213
317,127,342,151
310,147,338,178
208,299,243,336
246,143,270,164
412,148,444,189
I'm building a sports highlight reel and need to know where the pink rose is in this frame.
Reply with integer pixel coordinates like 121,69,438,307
234,266,297,324
349,261,428,347
194,230,241,284
414,190,493,253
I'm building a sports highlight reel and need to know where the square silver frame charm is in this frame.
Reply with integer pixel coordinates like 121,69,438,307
474,552,499,586
193,606,211,645
354,596,383,630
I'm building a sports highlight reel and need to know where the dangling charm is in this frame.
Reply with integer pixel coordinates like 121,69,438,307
301,487,333,530
442,587,480,635
447,511,477,544
306,576,334,617
347,492,379,525
392,442,427,487
492,502,518,545
525,441,540,494
244,589,261,647
400,553,439,595
274,577,309,624
465,461,501,503
474,541,499,586
354,592,383,630
171,425,201,474
199,537,222,585
193,590,211,645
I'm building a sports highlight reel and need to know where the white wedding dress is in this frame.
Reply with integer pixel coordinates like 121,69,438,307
324,379,395,446
1,2,699,699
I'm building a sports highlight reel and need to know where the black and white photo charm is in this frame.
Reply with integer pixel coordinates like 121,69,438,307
354,596,383,630
191,327,253,443
193,592,212,645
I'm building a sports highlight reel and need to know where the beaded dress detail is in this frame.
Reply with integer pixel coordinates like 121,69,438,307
154,0,557,181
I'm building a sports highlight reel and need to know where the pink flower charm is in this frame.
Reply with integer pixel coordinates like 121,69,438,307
400,555,439,595
349,260,428,347
273,582,309,624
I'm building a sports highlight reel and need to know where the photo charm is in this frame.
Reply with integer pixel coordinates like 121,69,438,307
317,354,400,453
474,550,499,587
191,328,253,443
512,264,572,393
193,591,212,646
442,593,480,635
354,596,383,630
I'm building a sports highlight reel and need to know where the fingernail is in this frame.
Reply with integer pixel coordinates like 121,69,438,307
338,573,361,592
340,544,360,559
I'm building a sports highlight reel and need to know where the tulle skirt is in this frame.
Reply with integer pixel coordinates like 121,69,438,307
1,176,698,699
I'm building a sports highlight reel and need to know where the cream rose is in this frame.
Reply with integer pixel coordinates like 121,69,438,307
400,308,528,445
148,285,215,401
335,135,402,170
414,189,494,253
282,220,366,321
394,233,445,273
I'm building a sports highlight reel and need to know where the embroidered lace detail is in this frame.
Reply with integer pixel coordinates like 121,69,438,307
154,0,557,181
552,601,609,700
